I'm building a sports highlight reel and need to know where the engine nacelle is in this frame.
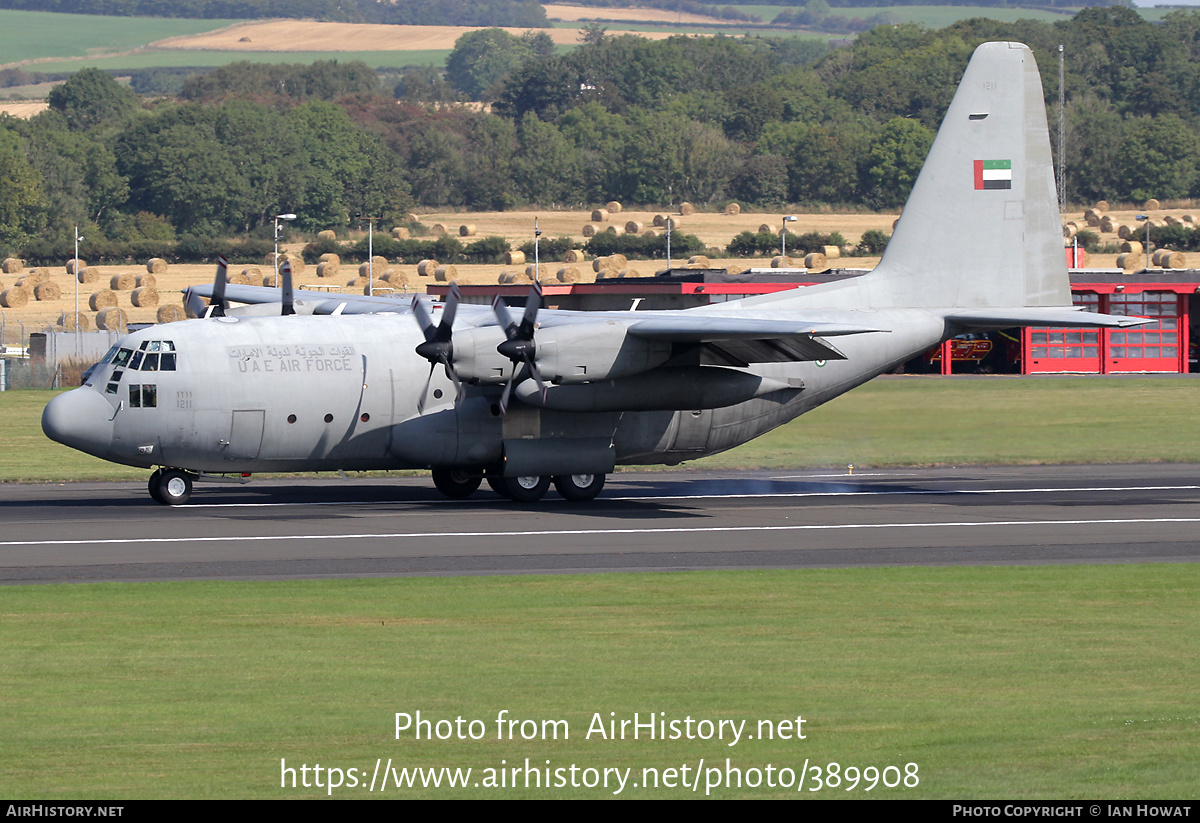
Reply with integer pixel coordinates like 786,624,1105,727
451,322,672,385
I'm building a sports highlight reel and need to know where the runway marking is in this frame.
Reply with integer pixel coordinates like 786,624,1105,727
178,484,1200,508
4,517,1200,548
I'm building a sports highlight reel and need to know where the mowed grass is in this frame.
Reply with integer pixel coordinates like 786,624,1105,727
0,10,240,66
1,566,1197,798
6,376,1200,483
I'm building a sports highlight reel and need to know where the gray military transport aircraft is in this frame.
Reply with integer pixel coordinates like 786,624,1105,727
43,42,1144,505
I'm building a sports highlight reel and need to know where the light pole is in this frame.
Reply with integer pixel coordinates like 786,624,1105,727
533,218,542,284
782,215,797,263
274,213,297,286
666,217,672,273
73,224,83,356
358,214,380,295
1136,214,1150,271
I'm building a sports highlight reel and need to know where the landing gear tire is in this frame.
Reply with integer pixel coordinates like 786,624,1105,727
148,469,165,504
151,469,193,506
494,475,551,502
431,467,482,499
553,473,606,502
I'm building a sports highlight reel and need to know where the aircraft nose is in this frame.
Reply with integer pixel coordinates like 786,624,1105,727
42,388,114,457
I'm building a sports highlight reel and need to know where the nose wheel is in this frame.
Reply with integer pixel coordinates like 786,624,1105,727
148,468,194,505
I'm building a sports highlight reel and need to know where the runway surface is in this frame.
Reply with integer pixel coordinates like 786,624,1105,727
3,464,1200,584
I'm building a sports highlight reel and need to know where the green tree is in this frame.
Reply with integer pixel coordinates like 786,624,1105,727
1117,114,1200,202
47,68,139,132
446,28,536,101
0,127,46,249
861,117,934,208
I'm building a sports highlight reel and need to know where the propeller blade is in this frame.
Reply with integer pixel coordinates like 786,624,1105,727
210,255,228,318
416,363,436,414
411,295,436,340
280,259,295,316
498,365,516,416
492,293,516,338
183,287,206,319
413,284,464,413
518,280,542,338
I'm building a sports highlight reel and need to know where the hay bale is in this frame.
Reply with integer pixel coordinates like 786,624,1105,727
316,262,339,279
1116,253,1140,271
346,276,369,288
131,287,159,308
759,223,775,234
498,272,514,285
146,257,168,274
1145,198,1161,210
31,266,50,280
605,225,624,235
590,209,609,222
688,255,711,268
319,253,340,266
2,257,24,273
135,273,157,289
563,249,584,264
823,245,842,260
609,253,628,269
642,229,659,239
20,268,49,286
96,308,128,332
264,252,280,266
1162,250,1186,269
459,224,477,237
725,263,746,276
0,286,29,308
1085,211,1102,228
1117,224,1133,240
619,268,644,278
431,223,446,236
1184,215,1195,224
242,266,262,278
1096,200,1110,212
652,214,667,227
1119,240,1143,255
604,200,622,214
58,311,90,331
624,220,644,234
383,270,409,287
317,229,337,241
88,290,117,311
593,256,610,272
724,203,741,216
156,305,186,324
282,254,305,275
679,202,696,216
434,265,458,282
595,267,619,281
34,281,61,301
804,252,828,271
66,259,86,276
770,256,795,269
505,250,526,266
226,271,251,286
261,273,280,287
391,227,410,240
664,217,681,230
417,259,439,277
557,266,582,283
582,224,597,237
109,273,135,291
1099,216,1116,233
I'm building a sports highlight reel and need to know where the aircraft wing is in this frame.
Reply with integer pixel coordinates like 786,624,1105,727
623,315,885,364
947,307,1152,329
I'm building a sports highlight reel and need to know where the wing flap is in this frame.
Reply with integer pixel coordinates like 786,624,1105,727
948,307,1152,329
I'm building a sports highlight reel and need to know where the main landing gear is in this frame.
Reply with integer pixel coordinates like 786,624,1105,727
148,468,194,505
434,468,606,502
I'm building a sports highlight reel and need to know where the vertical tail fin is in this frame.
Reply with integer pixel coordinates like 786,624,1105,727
868,41,1068,310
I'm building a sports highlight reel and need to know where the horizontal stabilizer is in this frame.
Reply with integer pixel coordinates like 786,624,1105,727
947,307,1152,329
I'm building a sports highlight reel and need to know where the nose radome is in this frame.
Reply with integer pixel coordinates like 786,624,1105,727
42,388,115,458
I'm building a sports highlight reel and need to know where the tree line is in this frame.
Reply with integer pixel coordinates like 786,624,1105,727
4,8,1200,259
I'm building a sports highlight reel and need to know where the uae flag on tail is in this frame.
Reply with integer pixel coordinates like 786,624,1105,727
975,159,1012,190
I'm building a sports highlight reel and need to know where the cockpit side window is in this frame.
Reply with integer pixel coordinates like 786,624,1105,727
130,351,145,370
99,345,119,365
112,348,133,367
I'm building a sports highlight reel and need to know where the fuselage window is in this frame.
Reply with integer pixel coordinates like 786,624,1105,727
162,341,175,352
138,340,149,351
142,353,159,371
147,341,162,353
105,382,119,395
112,348,133,368
129,384,157,408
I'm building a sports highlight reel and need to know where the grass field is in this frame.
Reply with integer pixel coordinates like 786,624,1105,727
2,565,1197,797
5,376,1200,483
0,10,239,67
28,49,454,72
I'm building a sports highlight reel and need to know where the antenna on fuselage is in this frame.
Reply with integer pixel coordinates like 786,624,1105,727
280,259,295,316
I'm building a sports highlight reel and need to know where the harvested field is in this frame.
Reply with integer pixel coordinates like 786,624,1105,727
0,101,49,118
543,3,732,24
152,21,675,53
